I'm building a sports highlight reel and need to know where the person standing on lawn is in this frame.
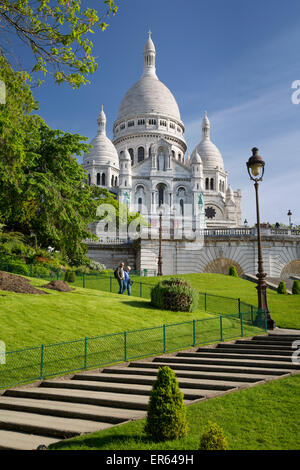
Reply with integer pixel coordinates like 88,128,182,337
116,262,125,294
123,266,132,296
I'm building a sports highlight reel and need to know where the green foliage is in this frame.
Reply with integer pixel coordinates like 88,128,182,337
64,270,75,283
277,281,287,295
0,0,118,88
229,266,239,277
151,278,199,312
292,280,300,295
144,366,188,442
199,421,228,450
1,257,30,276
31,264,50,278
0,57,101,264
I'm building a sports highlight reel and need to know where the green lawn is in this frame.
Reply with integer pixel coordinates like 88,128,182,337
49,373,300,451
0,277,213,351
81,273,300,330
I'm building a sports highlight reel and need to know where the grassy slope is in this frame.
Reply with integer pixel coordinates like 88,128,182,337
49,373,300,451
127,273,300,329
0,277,213,351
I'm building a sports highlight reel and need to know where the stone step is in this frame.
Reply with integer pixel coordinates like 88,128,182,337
268,333,300,339
223,342,294,351
128,361,289,376
235,340,294,349
252,337,297,345
0,409,111,439
0,396,145,424
75,368,267,384
67,375,241,392
152,355,299,370
199,346,293,357
41,379,206,399
4,387,152,411
179,351,292,362
0,429,58,451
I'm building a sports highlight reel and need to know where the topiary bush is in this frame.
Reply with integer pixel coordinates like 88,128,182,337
199,421,228,450
292,280,300,295
151,278,198,312
144,366,188,442
229,265,239,277
31,265,50,279
277,281,287,294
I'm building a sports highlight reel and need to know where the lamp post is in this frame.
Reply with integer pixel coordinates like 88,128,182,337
246,147,275,329
287,210,292,228
157,211,163,276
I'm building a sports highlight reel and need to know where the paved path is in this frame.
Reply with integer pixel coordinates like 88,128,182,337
0,332,299,450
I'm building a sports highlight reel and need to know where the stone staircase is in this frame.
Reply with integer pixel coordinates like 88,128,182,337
0,332,299,450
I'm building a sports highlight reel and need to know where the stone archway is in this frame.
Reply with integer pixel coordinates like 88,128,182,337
203,258,244,276
280,260,300,279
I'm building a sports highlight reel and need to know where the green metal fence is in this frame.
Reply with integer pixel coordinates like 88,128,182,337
0,310,267,390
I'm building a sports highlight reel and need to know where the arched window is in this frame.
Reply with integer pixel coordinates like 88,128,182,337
180,199,184,216
124,180,127,187
138,146,145,162
88,174,91,186
172,150,175,159
97,173,101,185
138,197,142,213
115,177,118,186
128,148,134,166
210,178,214,190
102,173,106,186
219,181,222,191
222,181,225,192
205,178,209,190
111,175,114,187
157,184,165,206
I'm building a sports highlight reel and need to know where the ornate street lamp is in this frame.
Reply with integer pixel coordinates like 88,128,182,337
157,211,163,276
287,210,292,228
246,147,275,329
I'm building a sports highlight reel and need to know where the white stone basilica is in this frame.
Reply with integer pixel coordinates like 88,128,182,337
83,33,242,236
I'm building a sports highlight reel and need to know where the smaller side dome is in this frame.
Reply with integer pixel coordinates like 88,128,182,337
121,149,131,161
191,149,202,164
84,105,119,168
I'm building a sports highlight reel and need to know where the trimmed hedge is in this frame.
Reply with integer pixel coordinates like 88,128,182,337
199,422,228,450
151,278,199,312
292,280,300,295
144,366,188,442
277,281,287,294
229,265,239,277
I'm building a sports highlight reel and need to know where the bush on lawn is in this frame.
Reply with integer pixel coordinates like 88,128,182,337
64,270,76,283
229,265,239,277
292,280,300,295
151,278,198,312
199,421,228,450
31,265,51,279
144,366,188,442
277,281,287,294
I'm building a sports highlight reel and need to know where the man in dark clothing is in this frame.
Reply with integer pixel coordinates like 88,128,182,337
116,262,125,294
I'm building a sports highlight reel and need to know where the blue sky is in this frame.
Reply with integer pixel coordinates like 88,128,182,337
20,0,300,225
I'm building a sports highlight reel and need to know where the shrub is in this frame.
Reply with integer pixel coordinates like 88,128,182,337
144,366,188,442
151,278,198,312
277,281,287,294
89,259,106,272
31,265,51,279
199,422,228,450
292,280,300,295
64,270,76,283
229,266,239,277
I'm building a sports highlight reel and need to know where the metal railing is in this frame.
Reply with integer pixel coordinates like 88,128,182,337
0,310,267,389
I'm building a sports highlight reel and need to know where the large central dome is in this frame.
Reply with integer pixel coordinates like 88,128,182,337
116,33,181,122
117,75,181,121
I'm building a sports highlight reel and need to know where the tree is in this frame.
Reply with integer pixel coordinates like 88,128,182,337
277,281,287,295
0,0,118,88
0,56,102,264
292,280,300,295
